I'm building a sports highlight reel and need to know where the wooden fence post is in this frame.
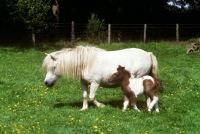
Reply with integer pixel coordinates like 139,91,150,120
144,24,147,43
176,23,179,43
32,28,35,46
71,21,75,45
108,24,111,44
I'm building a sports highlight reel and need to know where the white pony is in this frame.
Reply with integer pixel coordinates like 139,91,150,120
42,46,159,110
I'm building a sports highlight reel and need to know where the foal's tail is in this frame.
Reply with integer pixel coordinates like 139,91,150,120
154,78,164,93
149,52,159,79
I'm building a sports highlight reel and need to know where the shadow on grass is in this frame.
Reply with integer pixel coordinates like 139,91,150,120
53,99,148,110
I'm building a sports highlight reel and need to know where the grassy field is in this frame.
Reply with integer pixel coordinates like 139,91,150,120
0,42,200,134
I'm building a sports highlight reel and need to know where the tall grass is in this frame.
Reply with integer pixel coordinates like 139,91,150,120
0,42,200,134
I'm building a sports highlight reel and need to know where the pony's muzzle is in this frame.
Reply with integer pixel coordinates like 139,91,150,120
44,81,54,87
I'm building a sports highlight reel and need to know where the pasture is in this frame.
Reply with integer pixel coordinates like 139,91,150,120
0,42,200,134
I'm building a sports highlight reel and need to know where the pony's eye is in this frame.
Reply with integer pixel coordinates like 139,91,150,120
52,67,56,72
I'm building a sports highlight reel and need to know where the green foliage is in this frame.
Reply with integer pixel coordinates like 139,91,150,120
7,0,51,33
1,42,200,133
85,13,106,45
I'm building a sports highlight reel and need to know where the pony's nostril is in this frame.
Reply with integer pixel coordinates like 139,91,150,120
44,81,54,87
44,81,48,86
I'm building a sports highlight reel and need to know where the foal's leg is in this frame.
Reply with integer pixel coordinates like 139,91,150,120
80,82,89,110
89,81,105,108
146,96,152,108
129,91,140,112
123,95,140,112
148,96,159,112
123,95,129,112
155,100,159,112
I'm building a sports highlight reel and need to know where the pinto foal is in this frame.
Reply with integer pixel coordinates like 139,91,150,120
108,65,164,112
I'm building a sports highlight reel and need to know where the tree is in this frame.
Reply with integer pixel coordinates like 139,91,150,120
85,13,106,44
7,0,51,45
167,0,200,23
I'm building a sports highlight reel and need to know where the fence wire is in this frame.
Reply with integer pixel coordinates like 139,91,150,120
1,23,200,43
53,23,200,42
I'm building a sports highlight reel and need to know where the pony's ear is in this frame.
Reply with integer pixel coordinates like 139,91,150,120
50,54,57,61
45,53,57,61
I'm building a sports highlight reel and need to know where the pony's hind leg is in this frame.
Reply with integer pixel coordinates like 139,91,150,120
89,82,105,108
148,96,159,112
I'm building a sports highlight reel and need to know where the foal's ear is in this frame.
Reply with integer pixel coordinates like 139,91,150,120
118,65,122,68
117,65,121,71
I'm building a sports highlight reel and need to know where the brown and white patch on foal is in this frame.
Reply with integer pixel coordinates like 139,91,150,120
108,65,164,112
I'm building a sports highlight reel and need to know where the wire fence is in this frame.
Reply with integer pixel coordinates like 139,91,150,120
1,23,200,44
54,23,200,43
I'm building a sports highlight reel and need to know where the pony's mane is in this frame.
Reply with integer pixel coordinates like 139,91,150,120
42,45,106,79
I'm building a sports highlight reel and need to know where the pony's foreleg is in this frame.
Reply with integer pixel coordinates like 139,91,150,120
80,83,89,111
148,96,159,112
89,82,105,108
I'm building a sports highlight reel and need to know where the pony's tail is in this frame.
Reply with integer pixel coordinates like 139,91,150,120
149,52,159,79
154,78,164,93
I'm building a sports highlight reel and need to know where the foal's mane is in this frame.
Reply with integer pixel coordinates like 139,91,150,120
117,66,131,80
42,46,106,79
123,70,131,78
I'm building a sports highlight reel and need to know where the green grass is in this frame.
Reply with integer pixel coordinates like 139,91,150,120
1,42,200,134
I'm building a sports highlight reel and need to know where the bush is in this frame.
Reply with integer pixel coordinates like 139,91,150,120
85,13,107,45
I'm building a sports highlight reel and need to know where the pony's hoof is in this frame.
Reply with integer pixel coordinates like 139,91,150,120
99,104,105,108
155,109,160,112
80,107,88,111
148,109,152,112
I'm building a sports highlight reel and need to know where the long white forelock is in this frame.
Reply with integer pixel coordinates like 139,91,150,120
53,46,105,79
